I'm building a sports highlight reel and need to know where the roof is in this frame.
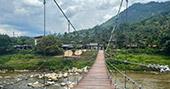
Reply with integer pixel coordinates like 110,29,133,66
88,43,98,46
34,36,43,39
153,45,157,47
62,44,73,48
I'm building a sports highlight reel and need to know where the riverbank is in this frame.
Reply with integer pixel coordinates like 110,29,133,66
112,71,170,89
0,71,169,89
108,51,170,71
0,51,97,71
0,70,84,89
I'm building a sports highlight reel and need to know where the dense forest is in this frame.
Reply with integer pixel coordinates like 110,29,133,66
58,1,170,54
0,1,170,71
114,10,170,54
0,35,34,55
1,1,170,55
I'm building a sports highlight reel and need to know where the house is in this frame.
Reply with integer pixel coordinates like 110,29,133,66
107,39,116,44
86,43,99,49
34,36,43,45
14,45,32,50
62,44,73,50
152,45,157,48
127,44,138,49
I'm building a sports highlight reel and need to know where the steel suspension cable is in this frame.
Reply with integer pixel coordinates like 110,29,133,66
106,61,124,89
105,59,143,89
53,0,79,36
113,58,148,67
125,0,129,88
106,0,124,51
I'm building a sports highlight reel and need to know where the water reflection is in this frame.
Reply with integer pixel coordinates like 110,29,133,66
112,72,170,89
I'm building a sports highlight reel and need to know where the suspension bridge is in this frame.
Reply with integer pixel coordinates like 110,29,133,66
0,0,169,89
73,50,114,89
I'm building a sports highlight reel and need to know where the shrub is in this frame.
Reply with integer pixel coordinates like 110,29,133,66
25,54,34,59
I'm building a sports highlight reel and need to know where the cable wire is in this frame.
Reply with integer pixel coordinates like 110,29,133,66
106,0,124,51
53,0,79,36
106,61,124,89
105,59,143,89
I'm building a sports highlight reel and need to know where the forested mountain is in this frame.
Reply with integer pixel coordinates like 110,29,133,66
59,1,170,45
101,1,170,28
114,9,170,53
58,1,170,54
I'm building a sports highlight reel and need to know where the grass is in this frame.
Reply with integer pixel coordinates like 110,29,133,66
0,51,97,71
115,53,170,65
107,49,170,71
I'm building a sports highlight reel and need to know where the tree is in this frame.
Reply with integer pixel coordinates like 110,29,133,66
164,40,170,54
37,35,63,56
0,34,11,55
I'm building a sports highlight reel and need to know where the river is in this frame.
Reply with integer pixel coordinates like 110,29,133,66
0,72,83,89
0,71,169,89
113,72,170,89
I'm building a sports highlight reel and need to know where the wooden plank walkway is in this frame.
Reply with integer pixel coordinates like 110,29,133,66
73,50,114,89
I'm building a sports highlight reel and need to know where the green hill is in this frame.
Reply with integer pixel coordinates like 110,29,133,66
58,1,170,53
101,1,170,28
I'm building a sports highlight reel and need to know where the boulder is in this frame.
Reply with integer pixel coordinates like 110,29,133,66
63,73,68,78
77,69,83,73
51,76,58,81
75,72,79,75
38,75,44,79
60,83,66,86
27,81,43,88
4,76,11,79
58,73,63,79
30,75,34,78
45,81,55,86
69,73,73,76
69,84,74,88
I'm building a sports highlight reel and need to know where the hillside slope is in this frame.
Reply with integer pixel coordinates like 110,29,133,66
101,1,170,28
59,1,170,46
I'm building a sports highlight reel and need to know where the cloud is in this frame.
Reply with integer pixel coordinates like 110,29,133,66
0,24,28,37
64,5,84,17
97,0,119,10
23,0,43,7
103,14,113,21
0,0,169,36
14,8,28,15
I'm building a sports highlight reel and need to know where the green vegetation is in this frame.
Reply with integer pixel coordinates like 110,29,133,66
37,35,63,56
59,2,170,55
0,34,11,55
101,1,170,28
58,1,170,46
1,1,170,72
0,34,35,55
0,51,97,71
114,9,170,54
107,49,170,71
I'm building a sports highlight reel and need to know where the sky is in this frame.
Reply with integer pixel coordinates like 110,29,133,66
0,0,169,37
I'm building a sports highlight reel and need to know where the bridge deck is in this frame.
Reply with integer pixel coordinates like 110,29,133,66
73,50,114,89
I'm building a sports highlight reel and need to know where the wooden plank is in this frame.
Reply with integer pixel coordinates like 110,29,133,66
73,50,114,89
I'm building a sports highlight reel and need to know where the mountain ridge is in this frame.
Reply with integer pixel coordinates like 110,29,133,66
59,1,170,45
100,1,170,29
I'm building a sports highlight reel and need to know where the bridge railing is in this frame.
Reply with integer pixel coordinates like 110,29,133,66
105,58,143,89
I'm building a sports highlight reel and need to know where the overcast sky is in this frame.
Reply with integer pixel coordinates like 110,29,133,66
0,0,169,37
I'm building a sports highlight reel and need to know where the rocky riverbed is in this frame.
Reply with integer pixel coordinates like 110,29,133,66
0,66,88,89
